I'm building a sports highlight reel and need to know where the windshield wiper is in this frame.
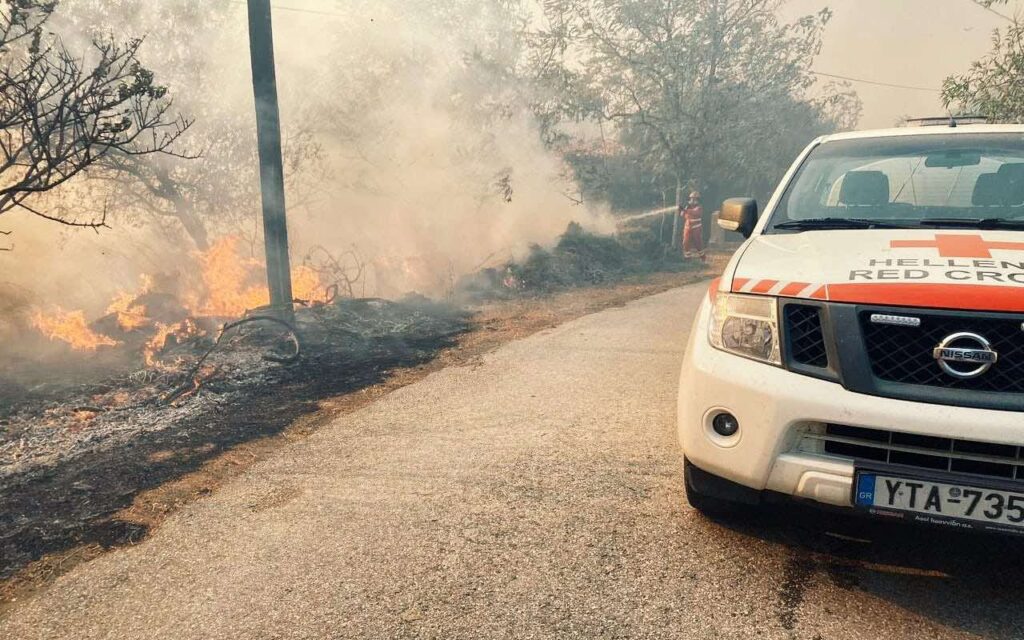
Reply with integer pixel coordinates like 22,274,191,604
917,217,1024,230
773,218,909,231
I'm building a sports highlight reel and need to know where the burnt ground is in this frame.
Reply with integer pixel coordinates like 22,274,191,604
0,265,718,608
0,298,471,588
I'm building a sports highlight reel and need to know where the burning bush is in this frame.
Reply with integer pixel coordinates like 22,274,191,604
466,221,691,296
23,235,330,367
30,308,119,352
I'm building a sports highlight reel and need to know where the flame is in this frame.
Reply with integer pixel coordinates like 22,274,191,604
187,236,328,315
31,307,119,351
144,318,201,366
291,265,325,302
30,235,327,357
187,236,271,317
145,323,178,366
106,275,153,331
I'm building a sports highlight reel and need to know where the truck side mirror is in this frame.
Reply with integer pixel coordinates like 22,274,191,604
718,198,758,238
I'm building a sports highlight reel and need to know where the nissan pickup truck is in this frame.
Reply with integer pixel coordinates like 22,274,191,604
679,123,1024,535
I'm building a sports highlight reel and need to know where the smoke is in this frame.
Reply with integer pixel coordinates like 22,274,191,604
272,0,616,295
0,0,613,317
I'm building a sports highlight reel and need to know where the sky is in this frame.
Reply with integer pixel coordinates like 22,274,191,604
781,0,1023,129
303,0,1017,131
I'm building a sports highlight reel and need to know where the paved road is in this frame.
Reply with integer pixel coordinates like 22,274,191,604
4,282,1024,639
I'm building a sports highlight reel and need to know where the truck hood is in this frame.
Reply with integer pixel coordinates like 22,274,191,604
730,229,1024,312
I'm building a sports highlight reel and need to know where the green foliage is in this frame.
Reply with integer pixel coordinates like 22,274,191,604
513,244,573,290
525,0,861,207
503,220,689,293
943,15,1024,122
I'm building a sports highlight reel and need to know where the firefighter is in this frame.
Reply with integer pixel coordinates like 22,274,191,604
681,190,706,262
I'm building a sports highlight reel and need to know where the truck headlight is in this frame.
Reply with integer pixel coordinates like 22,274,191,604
708,292,781,365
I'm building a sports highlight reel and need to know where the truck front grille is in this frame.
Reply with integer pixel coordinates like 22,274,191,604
785,305,828,367
804,424,1024,481
860,311,1024,393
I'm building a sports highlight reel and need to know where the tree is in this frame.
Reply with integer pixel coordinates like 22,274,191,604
43,0,324,251
525,0,859,218
0,0,190,241
943,4,1024,122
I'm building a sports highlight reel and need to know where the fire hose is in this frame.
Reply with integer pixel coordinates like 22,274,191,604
163,315,300,404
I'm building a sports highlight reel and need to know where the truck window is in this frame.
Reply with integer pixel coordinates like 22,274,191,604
772,133,1024,229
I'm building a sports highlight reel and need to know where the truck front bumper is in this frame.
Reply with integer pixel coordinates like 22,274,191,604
678,296,1024,508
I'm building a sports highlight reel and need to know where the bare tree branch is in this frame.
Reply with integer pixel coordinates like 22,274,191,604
0,0,192,230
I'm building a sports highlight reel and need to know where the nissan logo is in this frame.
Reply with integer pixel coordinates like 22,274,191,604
932,332,999,379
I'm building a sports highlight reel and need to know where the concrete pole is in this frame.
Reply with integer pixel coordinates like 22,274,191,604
247,0,294,320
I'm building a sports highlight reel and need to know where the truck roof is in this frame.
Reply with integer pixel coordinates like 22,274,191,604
819,123,1024,144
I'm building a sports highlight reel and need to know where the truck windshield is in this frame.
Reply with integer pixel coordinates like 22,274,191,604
769,133,1024,232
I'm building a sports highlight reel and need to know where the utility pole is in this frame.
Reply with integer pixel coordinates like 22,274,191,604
247,0,294,320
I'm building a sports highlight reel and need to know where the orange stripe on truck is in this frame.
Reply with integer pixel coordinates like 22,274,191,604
731,277,750,291
708,277,722,303
750,279,779,294
778,281,810,297
824,283,1024,312
729,277,1024,311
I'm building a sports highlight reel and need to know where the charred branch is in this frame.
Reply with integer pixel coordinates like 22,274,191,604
162,315,301,405
0,4,193,229
302,245,367,300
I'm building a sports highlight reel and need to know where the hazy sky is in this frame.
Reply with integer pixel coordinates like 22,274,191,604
304,0,1018,131
782,0,1023,129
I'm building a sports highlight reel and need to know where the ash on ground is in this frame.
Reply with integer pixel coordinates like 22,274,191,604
0,297,468,581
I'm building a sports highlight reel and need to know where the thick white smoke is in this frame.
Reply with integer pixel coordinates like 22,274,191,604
0,0,613,315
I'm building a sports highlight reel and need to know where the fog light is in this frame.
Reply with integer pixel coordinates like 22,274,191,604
712,413,740,437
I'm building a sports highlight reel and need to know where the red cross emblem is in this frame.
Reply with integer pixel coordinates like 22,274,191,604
891,234,1024,258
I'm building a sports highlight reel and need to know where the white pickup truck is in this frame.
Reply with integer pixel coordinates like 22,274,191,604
679,124,1024,535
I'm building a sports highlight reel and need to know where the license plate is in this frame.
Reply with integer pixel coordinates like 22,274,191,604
854,470,1024,535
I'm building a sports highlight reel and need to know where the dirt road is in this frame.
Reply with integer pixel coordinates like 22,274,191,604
3,282,1024,639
